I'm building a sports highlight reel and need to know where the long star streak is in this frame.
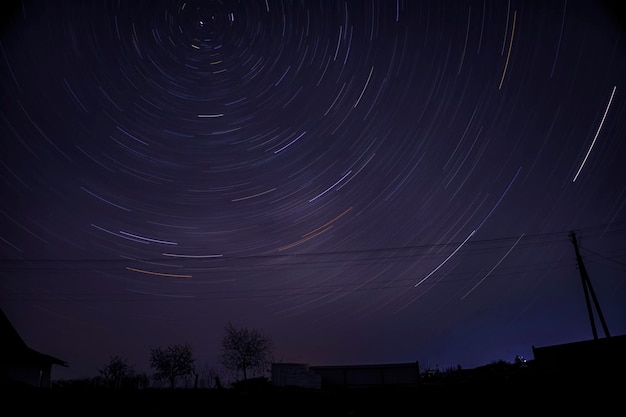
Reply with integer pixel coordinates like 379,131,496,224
460,233,525,300
573,85,617,182
414,229,476,287
499,10,517,90
126,267,192,278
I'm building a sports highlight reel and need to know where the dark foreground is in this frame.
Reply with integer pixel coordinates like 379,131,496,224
3,371,621,415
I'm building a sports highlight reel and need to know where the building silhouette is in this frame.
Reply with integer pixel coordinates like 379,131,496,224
0,308,68,388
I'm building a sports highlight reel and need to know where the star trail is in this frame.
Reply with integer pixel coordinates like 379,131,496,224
1,0,625,381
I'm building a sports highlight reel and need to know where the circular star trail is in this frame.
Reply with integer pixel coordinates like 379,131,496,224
1,0,625,380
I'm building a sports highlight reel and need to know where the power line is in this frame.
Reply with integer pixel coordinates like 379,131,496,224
580,245,626,269
1,219,624,267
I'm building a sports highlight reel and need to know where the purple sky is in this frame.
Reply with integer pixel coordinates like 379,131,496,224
1,0,625,382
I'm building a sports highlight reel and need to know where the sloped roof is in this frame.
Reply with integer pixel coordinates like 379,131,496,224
0,308,68,368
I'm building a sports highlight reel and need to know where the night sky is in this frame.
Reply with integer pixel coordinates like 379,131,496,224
1,0,625,382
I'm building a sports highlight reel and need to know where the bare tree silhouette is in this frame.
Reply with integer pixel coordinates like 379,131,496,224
149,343,196,389
219,322,274,382
98,355,134,389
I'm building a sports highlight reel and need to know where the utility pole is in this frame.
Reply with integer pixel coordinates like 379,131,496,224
569,231,611,339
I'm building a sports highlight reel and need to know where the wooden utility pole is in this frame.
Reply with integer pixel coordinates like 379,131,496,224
569,231,611,339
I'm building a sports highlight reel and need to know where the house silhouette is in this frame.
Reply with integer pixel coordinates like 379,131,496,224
0,308,68,388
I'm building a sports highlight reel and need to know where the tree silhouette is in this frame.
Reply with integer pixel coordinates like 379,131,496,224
219,322,274,381
149,343,196,389
98,355,133,389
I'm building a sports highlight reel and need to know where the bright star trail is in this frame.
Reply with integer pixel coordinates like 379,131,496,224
0,0,625,382
572,85,617,183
